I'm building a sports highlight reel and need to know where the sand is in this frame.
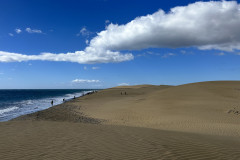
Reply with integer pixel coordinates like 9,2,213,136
1,81,240,159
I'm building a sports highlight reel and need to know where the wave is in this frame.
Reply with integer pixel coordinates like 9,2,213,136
25,100,34,105
0,106,19,115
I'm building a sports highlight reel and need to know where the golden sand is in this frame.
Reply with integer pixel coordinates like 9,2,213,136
1,81,240,159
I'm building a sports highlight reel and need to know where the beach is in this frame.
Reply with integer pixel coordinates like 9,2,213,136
1,81,240,159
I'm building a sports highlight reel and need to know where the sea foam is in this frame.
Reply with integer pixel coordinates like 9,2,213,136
0,106,19,115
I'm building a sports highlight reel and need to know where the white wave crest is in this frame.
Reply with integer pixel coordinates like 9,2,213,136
25,100,34,105
0,106,19,115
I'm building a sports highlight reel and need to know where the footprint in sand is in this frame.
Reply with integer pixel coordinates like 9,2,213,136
228,107,240,115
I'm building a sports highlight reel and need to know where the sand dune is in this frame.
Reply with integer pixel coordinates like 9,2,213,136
1,81,240,159
75,81,240,136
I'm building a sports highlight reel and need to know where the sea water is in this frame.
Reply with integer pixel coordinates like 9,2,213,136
0,89,95,121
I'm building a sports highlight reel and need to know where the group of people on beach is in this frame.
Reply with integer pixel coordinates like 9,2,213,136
121,92,127,95
50,91,97,106
51,96,72,106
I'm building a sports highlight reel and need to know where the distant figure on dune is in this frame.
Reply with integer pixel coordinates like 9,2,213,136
63,98,65,102
74,96,75,99
121,92,122,95
125,92,127,95
51,100,53,106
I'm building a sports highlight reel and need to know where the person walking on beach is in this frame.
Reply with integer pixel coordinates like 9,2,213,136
51,100,53,106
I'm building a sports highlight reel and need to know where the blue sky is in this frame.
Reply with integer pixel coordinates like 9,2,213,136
0,0,240,89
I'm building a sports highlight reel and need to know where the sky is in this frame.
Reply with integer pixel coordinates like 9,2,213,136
1,0,240,89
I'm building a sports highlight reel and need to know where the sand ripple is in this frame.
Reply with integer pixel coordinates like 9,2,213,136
0,121,240,160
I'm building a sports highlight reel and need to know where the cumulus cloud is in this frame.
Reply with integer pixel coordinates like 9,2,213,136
15,28,22,34
25,28,42,34
72,79,100,83
118,83,129,86
8,33,14,37
2,1,240,64
89,1,240,52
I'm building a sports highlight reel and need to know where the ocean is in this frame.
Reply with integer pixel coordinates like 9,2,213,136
0,89,95,122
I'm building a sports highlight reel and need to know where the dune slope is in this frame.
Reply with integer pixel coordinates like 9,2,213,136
74,81,240,136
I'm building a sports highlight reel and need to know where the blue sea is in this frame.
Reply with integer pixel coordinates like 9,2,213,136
0,89,95,121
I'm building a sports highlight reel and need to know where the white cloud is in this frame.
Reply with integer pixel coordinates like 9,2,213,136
137,51,161,57
15,28,22,34
105,20,111,29
25,28,42,34
77,27,92,37
92,66,99,70
0,50,133,64
118,83,129,86
89,1,240,52
72,79,100,83
8,33,14,37
83,66,87,70
85,39,89,44
162,53,175,58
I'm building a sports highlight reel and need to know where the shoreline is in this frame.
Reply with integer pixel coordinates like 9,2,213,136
12,90,100,123
0,89,98,122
